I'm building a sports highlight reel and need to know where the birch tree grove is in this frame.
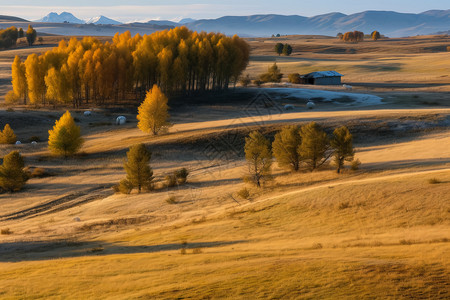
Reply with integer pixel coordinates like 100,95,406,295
12,27,250,107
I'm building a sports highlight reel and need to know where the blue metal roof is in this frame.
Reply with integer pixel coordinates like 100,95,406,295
302,71,343,78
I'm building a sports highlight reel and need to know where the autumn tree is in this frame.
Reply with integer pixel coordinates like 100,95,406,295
25,54,46,105
288,73,301,84
244,131,272,187
0,26,18,49
26,25,36,46
272,125,302,171
0,151,28,192
274,43,283,56
48,111,83,157
298,122,331,171
282,44,293,56
0,124,17,144
260,63,283,83
11,55,27,104
371,31,381,41
137,85,170,135
330,126,355,173
123,143,154,193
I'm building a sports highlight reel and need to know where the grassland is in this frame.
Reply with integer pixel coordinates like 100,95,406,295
0,34,449,299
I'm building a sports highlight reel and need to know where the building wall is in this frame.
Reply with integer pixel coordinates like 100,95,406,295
314,76,341,85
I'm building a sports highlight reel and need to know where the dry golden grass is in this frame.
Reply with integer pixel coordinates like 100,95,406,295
0,170,448,299
0,33,449,299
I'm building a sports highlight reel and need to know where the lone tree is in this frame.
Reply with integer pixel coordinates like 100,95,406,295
331,126,355,173
282,44,293,56
0,124,17,144
298,122,332,171
371,31,381,41
272,125,302,171
123,143,154,193
48,111,84,157
260,63,283,83
26,24,36,46
137,85,170,135
18,28,24,38
244,131,272,187
274,43,284,56
0,151,28,192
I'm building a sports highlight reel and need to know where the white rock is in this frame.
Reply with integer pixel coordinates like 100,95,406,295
15,141,21,145
306,101,316,109
84,111,92,116
31,141,37,145
116,116,126,125
284,104,294,110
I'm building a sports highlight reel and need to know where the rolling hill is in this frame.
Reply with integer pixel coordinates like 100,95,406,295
2,9,450,37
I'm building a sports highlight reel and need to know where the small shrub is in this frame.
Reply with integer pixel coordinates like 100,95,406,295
1,228,12,235
428,178,441,184
180,248,187,255
400,239,415,245
166,196,178,204
447,46,450,52
89,246,104,253
5,91,19,105
351,158,361,171
253,79,262,87
31,167,48,178
192,248,203,254
240,74,251,87
143,182,155,192
175,168,189,184
165,174,177,187
338,202,350,210
288,73,301,84
237,187,250,199
6,107,15,112
118,179,133,194
311,243,323,249
28,136,41,142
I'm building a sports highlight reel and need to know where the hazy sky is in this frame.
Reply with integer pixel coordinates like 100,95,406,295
1,0,449,22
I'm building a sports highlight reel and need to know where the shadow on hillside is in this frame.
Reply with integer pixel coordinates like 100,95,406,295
0,239,246,262
363,158,450,170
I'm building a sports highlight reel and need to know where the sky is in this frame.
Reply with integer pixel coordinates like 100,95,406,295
1,0,449,22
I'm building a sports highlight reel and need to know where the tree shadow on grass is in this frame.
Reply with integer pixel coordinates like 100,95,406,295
0,239,247,262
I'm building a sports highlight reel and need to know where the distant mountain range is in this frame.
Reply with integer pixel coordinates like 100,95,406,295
2,10,449,37
37,12,85,24
86,16,121,25
184,10,450,37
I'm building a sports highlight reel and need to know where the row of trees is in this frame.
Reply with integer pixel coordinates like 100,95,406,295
0,25,37,49
274,43,293,56
9,26,250,107
339,31,365,43
245,123,356,187
337,30,382,42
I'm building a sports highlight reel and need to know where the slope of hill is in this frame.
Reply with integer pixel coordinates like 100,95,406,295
37,12,84,24
86,15,121,25
0,15,28,22
185,10,450,37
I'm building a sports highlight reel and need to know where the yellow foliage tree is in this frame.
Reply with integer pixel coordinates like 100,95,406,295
137,85,170,135
0,151,28,192
0,124,17,144
11,55,27,105
48,111,83,157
